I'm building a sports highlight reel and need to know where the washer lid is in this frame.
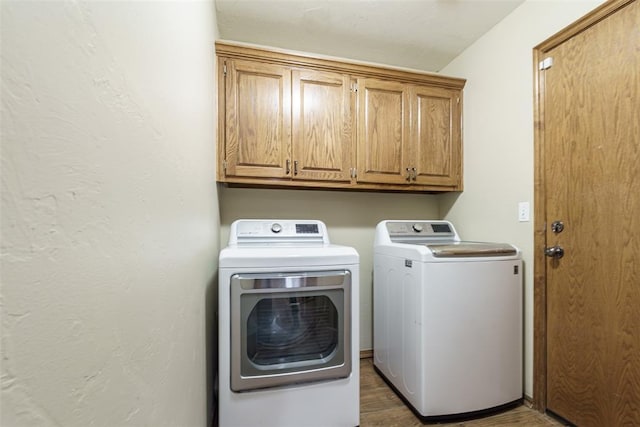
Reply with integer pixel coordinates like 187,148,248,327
426,242,517,258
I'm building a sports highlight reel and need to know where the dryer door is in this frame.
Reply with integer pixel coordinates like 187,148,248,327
230,270,352,391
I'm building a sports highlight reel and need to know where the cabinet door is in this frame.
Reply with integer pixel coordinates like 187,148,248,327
292,70,353,182
357,78,411,184
411,86,461,187
224,59,291,178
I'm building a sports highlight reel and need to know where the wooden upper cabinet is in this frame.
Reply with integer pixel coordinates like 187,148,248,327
223,60,352,183
357,79,462,187
216,41,465,192
411,86,461,186
224,59,291,179
357,78,411,185
292,69,353,182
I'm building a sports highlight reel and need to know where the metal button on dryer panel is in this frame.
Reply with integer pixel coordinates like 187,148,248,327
271,223,282,233
412,224,424,233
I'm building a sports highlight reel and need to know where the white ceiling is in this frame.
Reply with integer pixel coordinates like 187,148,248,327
215,0,526,72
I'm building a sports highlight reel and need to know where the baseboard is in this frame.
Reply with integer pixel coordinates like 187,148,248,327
359,349,373,359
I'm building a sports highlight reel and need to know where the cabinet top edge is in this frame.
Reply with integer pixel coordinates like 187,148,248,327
215,40,466,89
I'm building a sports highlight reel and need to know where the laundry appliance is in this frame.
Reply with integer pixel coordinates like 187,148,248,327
218,219,359,427
373,220,522,420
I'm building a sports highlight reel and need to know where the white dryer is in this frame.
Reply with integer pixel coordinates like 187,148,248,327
373,220,522,420
218,219,359,427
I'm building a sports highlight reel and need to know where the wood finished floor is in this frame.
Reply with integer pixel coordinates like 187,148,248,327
360,358,564,426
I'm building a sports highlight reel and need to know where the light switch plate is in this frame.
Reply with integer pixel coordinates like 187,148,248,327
518,202,530,222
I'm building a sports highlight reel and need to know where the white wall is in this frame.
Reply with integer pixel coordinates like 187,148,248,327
439,0,605,398
219,187,440,350
1,2,219,426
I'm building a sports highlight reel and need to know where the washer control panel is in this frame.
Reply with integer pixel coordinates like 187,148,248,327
385,221,457,240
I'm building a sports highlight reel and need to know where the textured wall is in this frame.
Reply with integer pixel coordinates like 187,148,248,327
439,0,605,398
1,2,219,426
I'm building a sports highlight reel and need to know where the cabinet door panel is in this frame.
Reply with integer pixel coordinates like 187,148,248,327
225,60,291,178
357,79,410,184
412,86,461,186
292,70,352,182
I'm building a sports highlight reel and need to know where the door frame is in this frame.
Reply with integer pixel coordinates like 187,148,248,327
532,0,636,411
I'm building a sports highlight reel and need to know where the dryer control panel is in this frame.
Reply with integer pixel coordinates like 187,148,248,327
229,220,329,246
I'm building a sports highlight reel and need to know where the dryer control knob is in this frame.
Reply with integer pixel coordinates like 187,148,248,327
271,223,283,233
412,224,423,232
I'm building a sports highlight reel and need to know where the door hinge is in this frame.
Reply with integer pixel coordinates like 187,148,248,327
223,63,227,76
351,83,358,93
350,168,357,178
457,97,460,104
539,57,553,70
222,160,227,171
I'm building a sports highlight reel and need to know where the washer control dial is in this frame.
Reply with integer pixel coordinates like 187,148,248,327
270,223,283,233
412,223,424,233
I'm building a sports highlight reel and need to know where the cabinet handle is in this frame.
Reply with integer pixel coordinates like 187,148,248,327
406,168,411,182
294,160,299,176
286,159,291,175
412,167,417,181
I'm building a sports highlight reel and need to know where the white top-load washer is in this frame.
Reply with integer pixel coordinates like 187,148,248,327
218,219,359,427
373,220,522,420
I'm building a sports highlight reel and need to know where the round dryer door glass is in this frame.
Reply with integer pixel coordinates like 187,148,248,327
230,270,352,391
247,295,338,366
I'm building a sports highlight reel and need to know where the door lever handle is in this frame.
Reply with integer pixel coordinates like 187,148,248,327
545,245,565,259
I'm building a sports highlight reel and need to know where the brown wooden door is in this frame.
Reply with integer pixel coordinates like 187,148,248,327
224,59,291,178
292,69,353,182
540,1,640,425
411,85,462,187
356,78,411,184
